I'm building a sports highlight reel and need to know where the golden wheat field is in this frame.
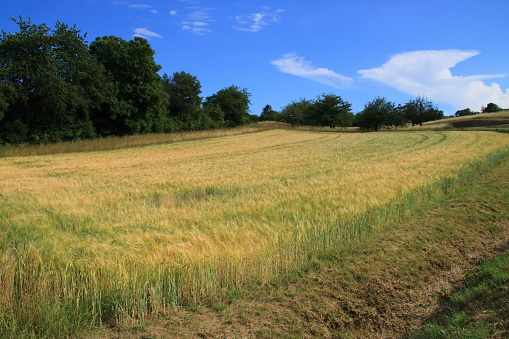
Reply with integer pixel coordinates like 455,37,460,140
1,129,509,335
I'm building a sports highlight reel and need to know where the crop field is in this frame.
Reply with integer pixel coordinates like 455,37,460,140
1,129,509,337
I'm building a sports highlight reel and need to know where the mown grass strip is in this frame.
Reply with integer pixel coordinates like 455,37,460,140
409,252,509,339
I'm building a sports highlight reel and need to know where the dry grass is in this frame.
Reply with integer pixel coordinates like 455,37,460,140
419,110,509,129
1,129,508,337
0,123,282,157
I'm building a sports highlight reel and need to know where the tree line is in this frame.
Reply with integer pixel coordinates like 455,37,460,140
0,18,254,144
262,95,505,131
261,94,445,131
2,19,503,144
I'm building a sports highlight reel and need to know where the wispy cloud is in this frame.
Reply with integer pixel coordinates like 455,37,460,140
130,3,157,13
187,8,212,21
181,21,210,35
358,50,509,111
177,7,215,35
112,2,158,13
129,4,151,9
133,27,162,39
271,53,354,89
234,8,284,32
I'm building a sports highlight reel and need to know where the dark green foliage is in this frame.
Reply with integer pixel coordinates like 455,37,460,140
309,93,354,128
201,103,225,129
356,96,405,131
399,95,443,126
280,94,354,128
482,102,502,113
0,18,251,144
454,108,478,117
0,18,113,143
280,98,311,127
259,104,280,122
89,36,168,135
205,85,251,127
163,71,203,130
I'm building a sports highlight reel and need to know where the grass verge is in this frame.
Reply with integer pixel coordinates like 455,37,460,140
409,251,509,338
0,122,282,157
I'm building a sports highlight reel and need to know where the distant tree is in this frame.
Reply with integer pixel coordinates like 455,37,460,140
259,104,280,121
454,108,477,117
248,114,260,123
162,71,203,129
90,36,168,135
400,95,443,126
204,85,251,127
481,103,501,113
309,93,354,128
0,18,114,143
280,99,311,127
356,96,405,131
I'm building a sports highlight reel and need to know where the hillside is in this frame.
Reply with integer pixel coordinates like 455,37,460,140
89,137,509,339
423,110,509,129
87,141,509,338
1,124,509,338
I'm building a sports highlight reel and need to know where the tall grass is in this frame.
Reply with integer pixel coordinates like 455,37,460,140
0,122,283,157
1,130,509,337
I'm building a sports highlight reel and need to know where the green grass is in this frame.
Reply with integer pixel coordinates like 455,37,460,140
409,252,509,338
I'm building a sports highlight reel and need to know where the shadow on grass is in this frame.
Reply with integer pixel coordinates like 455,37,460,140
407,248,509,338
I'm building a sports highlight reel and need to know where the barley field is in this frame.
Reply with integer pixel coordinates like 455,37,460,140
1,129,508,337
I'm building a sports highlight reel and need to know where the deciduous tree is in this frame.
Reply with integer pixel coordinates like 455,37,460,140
163,71,202,129
259,104,280,121
310,93,353,128
205,85,251,127
482,102,501,113
90,36,168,135
356,96,405,131
401,95,443,126
280,99,311,127
0,18,113,143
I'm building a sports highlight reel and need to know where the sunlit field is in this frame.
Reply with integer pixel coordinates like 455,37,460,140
1,129,509,337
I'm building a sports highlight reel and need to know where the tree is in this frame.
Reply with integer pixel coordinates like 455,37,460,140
356,96,405,131
204,85,251,127
482,103,501,113
309,93,354,128
259,104,280,121
90,36,168,135
201,103,225,129
0,18,113,143
454,108,477,117
401,95,442,126
162,71,203,129
280,99,310,127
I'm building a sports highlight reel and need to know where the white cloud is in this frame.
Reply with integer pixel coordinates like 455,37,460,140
169,10,177,15
271,53,354,89
129,4,152,9
187,8,211,21
181,21,210,35
133,27,162,39
359,50,509,111
177,7,215,35
234,8,283,32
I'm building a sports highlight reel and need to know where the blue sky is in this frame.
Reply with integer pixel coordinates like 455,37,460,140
2,0,508,116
